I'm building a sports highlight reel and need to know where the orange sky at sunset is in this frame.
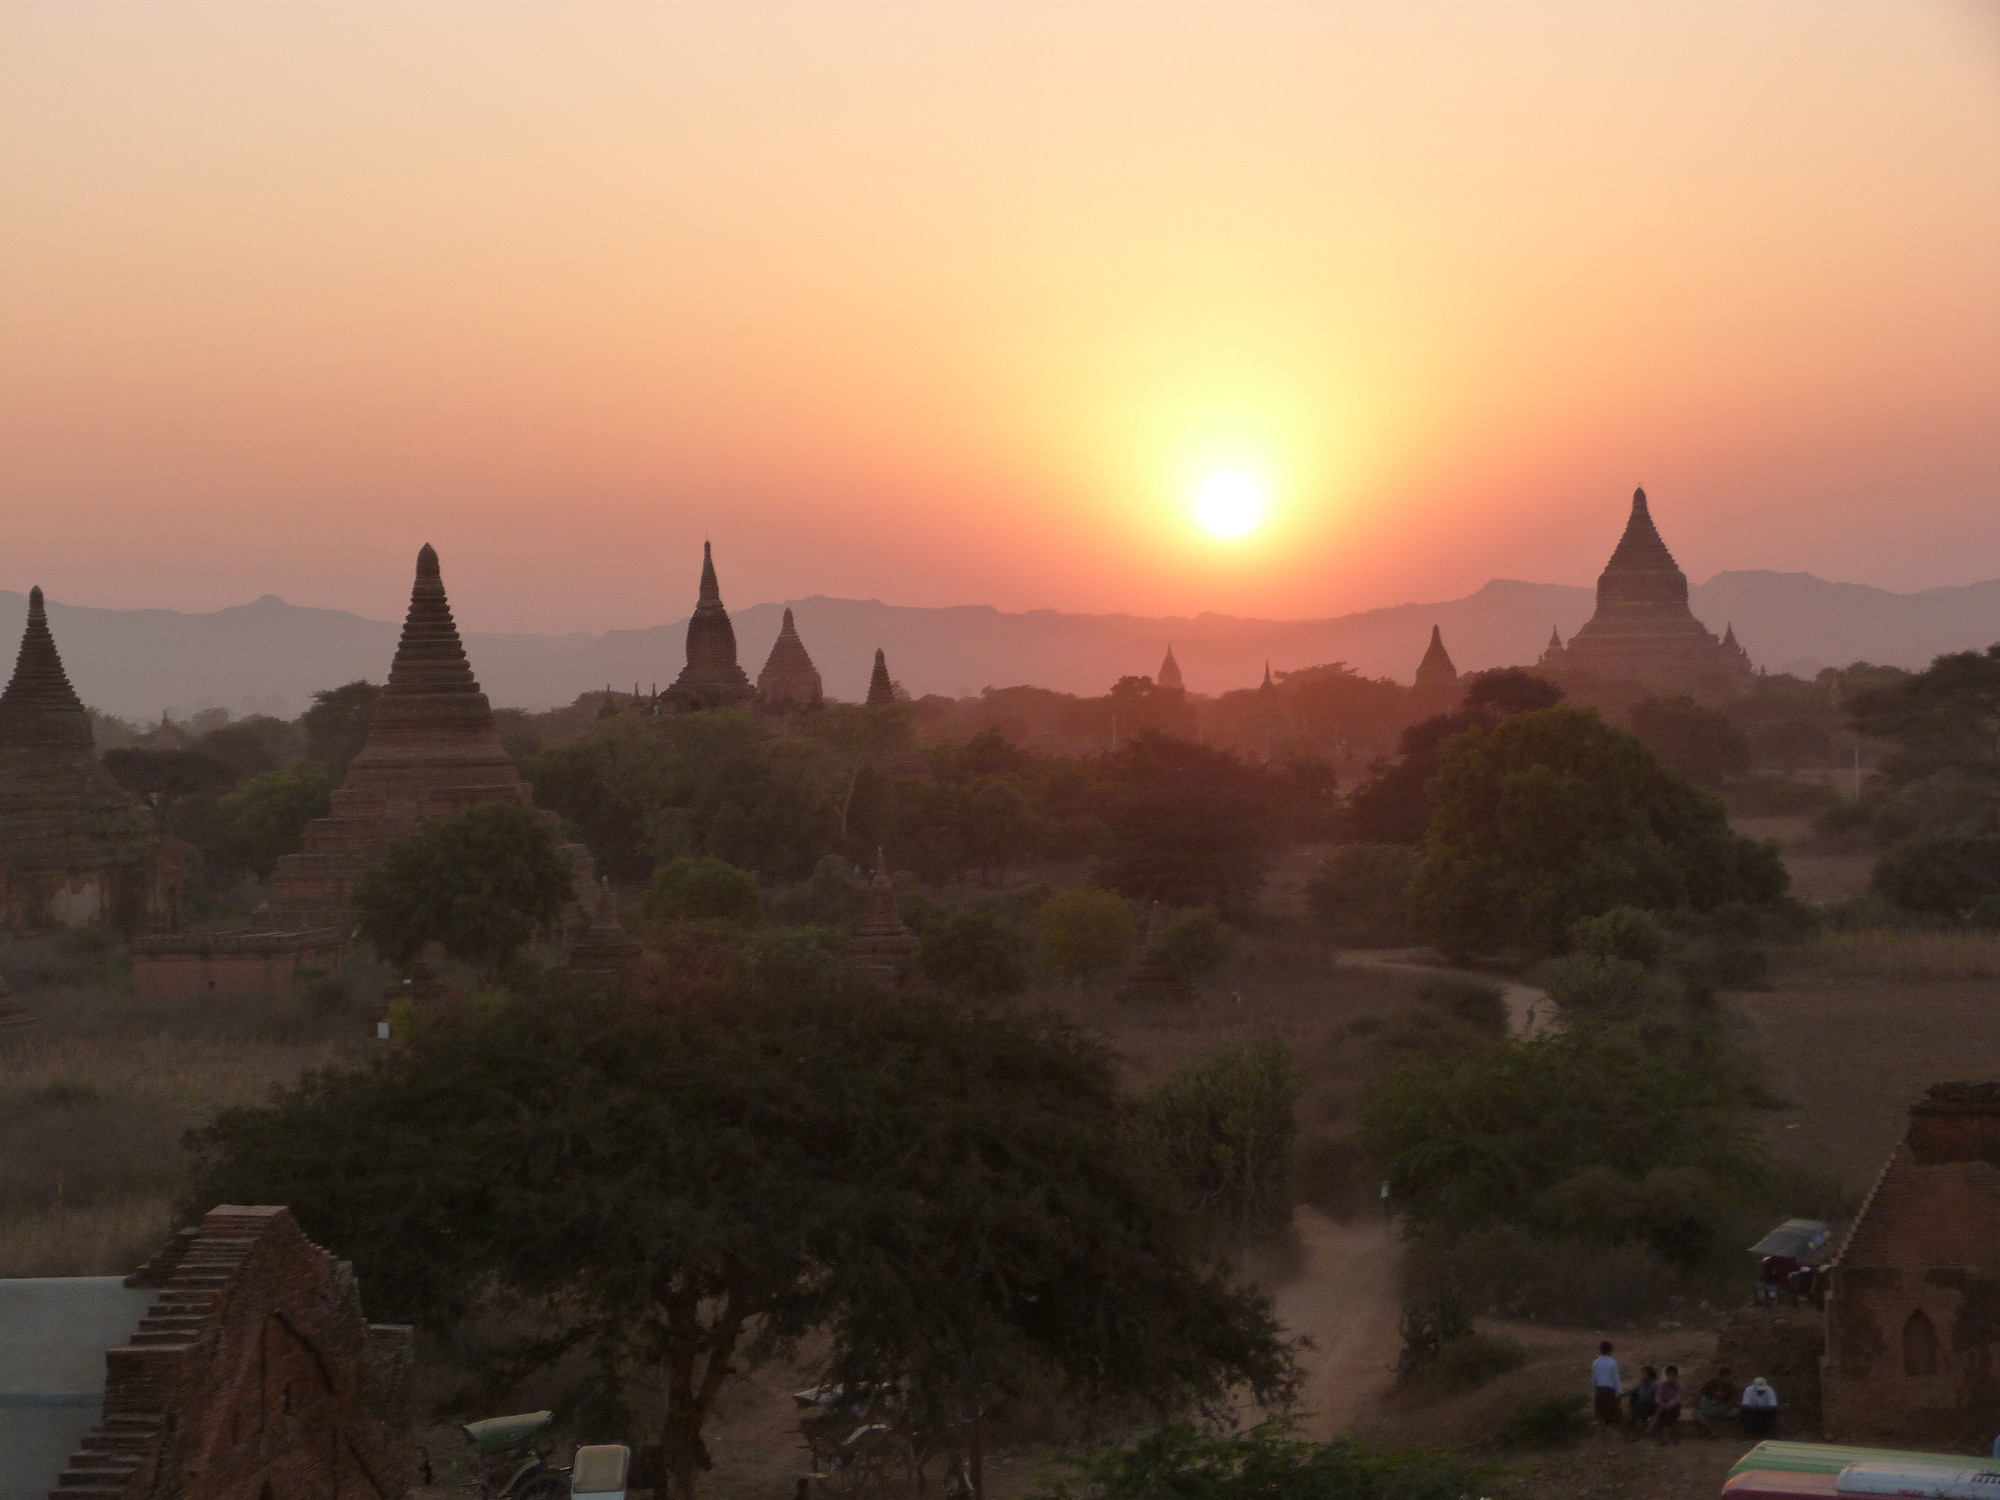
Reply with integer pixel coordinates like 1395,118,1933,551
3,2,1996,634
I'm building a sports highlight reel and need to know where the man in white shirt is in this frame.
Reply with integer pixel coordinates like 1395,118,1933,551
1591,1342,1623,1436
1740,1375,1779,1438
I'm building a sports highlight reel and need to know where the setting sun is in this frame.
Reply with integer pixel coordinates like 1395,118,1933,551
1195,470,1267,540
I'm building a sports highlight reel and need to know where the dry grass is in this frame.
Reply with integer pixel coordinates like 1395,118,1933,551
1801,929,2000,981
0,1030,349,1276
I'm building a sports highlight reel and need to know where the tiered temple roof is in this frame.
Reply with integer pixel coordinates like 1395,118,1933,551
0,588,165,931
843,849,921,984
270,544,539,925
1549,488,1753,695
1410,623,1461,718
1157,645,1184,693
757,607,824,711
665,543,757,712
865,647,897,707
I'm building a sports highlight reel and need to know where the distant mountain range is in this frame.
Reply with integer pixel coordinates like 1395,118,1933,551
6,571,2000,723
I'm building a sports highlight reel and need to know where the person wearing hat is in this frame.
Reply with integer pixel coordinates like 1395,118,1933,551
1740,1376,1779,1438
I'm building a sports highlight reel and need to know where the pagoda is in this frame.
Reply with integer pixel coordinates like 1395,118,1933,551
1546,488,1754,696
757,607,824,711
664,543,757,712
1157,645,1184,693
864,647,898,706
269,544,541,926
0,587,174,932
568,879,640,980
843,849,921,984
1409,624,1461,719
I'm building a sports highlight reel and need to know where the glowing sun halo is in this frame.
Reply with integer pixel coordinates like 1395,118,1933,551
1195,470,1266,539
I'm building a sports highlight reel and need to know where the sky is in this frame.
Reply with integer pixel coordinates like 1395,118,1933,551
2,2,1997,634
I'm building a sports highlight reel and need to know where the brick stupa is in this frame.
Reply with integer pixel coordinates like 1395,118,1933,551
864,647,898,707
568,878,640,979
757,607,823,711
665,543,758,712
1409,624,1460,719
1157,644,1184,693
0,587,170,932
1118,902,1191,1003
1542,488,1753,696
843,848,921,984
269,544,536,925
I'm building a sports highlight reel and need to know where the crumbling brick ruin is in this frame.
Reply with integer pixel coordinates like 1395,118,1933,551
1823,1081,2000,1446
49,1204,413,1499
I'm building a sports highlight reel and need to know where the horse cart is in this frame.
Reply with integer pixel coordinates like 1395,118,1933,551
792,1386,976,1500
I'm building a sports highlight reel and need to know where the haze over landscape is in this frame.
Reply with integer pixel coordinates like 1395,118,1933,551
10,8,2000,1500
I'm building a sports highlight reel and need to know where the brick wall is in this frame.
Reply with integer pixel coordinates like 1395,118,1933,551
49,1205,414,1500
1823,1084,2000,1447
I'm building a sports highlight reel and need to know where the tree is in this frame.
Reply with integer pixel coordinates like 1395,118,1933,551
1133,1040,1303,1239
1410,706,1789,957
1158,908,1235,982
188,980,1297,1499
1039,1418,1491,1500
195,715,303,778
301,680,382,777
209,762,333,879
352,802,575,977
641,855,763,929
1358,1020,1763,1264
1629,696,1751,787
1462,667,1563,716
920,906,1030,997
1306,844,1421,944
1871,834,2000,924
1037,887,1138,980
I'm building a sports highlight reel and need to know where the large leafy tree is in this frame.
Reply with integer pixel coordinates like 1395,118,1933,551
1359,1020,1764,1266
300,680,382,778
1410,705,1787,956
209,762,334,879
187,980,1297,1499
1629,695,1751,788
1096,733,1274,913
352,802,575,976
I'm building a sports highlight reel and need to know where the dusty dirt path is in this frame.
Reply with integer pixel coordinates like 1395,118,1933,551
1336,948,1553,1038
1263,1208,1405,1439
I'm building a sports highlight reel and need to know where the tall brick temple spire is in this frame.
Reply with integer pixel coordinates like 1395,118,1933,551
665,542,757,712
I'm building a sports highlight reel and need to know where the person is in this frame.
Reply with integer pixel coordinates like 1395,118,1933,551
1591,1342,1624,1437
1653,1365,1684,1443
1691,1365,1739,1439
1741,1375,1779,1438
1624,1364,1659,1439
1992,1432,2000,1462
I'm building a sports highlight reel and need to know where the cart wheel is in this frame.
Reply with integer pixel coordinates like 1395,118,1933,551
509,1474,569,1500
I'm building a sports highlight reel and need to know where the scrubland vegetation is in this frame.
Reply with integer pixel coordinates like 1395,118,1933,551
18,644,2000,1496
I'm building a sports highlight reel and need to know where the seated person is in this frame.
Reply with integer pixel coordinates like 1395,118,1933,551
1690,1365,1740,1438
1740,1376,1779,1438
1624,1365,1660,1439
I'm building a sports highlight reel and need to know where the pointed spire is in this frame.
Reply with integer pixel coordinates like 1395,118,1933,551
1547,625,1564,650
1602,485,1679,578
1722,623,1739,648
1157,643,1184,693
866,647,897,707
845,845,920,981
1260,661,1274,691
699,540,719,603
757,604,823,709
0,587,92,750
1416,624,1457,683
382,544,482,700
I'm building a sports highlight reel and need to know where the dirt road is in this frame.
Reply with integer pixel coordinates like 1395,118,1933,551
1264,1207,1405,1439
1337,949,1553,1037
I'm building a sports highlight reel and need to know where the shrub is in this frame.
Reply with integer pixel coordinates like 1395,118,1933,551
1293,1132,1374,1216
1159,907,1235,982
749,926,845,996
1571,906,1669,967
920,907,1030,997
1872,835,2000,925
1415,974,1508,1034
1135,1039,1303,1239
1395,1286,1471,1375
1307,844,1419,944
767,854,865,928
1495,1395,1589,1450
640,855,763,929
1038,1418,1494,1500
1036,887,1138,980
1428,1332,1529,1394
1530,952,1662,1018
